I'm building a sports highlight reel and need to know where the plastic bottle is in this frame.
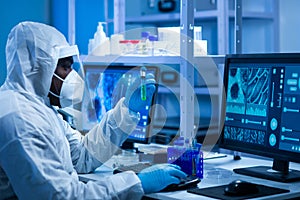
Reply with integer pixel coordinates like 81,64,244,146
88,39,95,55
93,22,110,56
94,22,106,46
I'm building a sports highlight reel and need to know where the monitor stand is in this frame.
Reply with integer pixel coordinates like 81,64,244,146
233,159,300,183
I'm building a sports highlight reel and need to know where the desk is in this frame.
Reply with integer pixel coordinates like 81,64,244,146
146,155,300,199
79,154,300,200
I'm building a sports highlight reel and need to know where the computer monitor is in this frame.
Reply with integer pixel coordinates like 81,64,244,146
220,53,300,182
82,64,159,150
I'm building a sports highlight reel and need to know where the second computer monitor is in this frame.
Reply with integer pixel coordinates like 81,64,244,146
220,53,300,182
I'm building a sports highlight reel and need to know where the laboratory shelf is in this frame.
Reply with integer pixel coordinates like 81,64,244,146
158,86,220,95
82,55,224,67
126,10,219,23
123,0,279,55
83,55,182,65
227,11,277,19
126,10,275,24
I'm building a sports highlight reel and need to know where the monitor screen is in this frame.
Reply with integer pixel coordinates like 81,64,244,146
220,53,300,182
82,65,158,149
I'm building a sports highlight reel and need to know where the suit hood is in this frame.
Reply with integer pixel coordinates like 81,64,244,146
3,21,75,100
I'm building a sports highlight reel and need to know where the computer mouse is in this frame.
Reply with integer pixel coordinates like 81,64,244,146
224,179,259,196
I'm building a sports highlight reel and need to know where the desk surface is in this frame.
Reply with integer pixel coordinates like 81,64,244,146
146,155,300,200
79,153,300,200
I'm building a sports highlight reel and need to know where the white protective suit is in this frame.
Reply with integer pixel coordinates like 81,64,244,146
0,21,144,199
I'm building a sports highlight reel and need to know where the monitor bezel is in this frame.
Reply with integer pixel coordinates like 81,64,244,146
219,53,300,164
83,64,159,146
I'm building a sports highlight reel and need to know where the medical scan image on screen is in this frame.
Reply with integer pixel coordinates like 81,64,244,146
81,66,156,144
224,63,300,154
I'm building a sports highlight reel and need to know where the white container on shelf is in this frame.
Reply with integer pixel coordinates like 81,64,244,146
89,22,111,56
92,38,110,56
110,34,124,55
157,26,207,56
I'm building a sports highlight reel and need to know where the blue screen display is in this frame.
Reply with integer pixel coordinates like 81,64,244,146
224,60,300,154
82,65,157,143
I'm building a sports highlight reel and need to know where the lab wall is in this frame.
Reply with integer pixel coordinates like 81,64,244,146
279,0,300,52
0,0,106,86
45,0,106,55
68,0,106,54
0,0,51,86
1,0,300,85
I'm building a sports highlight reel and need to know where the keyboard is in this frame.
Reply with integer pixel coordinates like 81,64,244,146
113,162,201,192
113,162,154,174
161,175,200,192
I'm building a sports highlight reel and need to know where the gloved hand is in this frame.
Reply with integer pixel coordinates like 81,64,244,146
124,73,156,113
137,163,187,194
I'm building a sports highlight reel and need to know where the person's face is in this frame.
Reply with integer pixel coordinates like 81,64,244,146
48,57,73,107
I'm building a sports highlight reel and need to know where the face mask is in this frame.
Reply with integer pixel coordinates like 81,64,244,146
49,70,84,108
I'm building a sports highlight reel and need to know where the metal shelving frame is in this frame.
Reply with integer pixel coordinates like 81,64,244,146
124,0,279,55
179,0,195,141
68,0,226,142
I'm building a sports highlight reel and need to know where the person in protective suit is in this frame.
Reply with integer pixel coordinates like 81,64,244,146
0,21,187,199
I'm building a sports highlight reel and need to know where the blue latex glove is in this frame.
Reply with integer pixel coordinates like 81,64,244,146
124,73,156,113
137,163,187,194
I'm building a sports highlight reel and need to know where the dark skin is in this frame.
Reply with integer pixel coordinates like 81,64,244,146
48,56,74,107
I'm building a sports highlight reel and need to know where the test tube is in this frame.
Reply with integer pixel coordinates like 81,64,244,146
148,35,158,56
140,67,147,101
